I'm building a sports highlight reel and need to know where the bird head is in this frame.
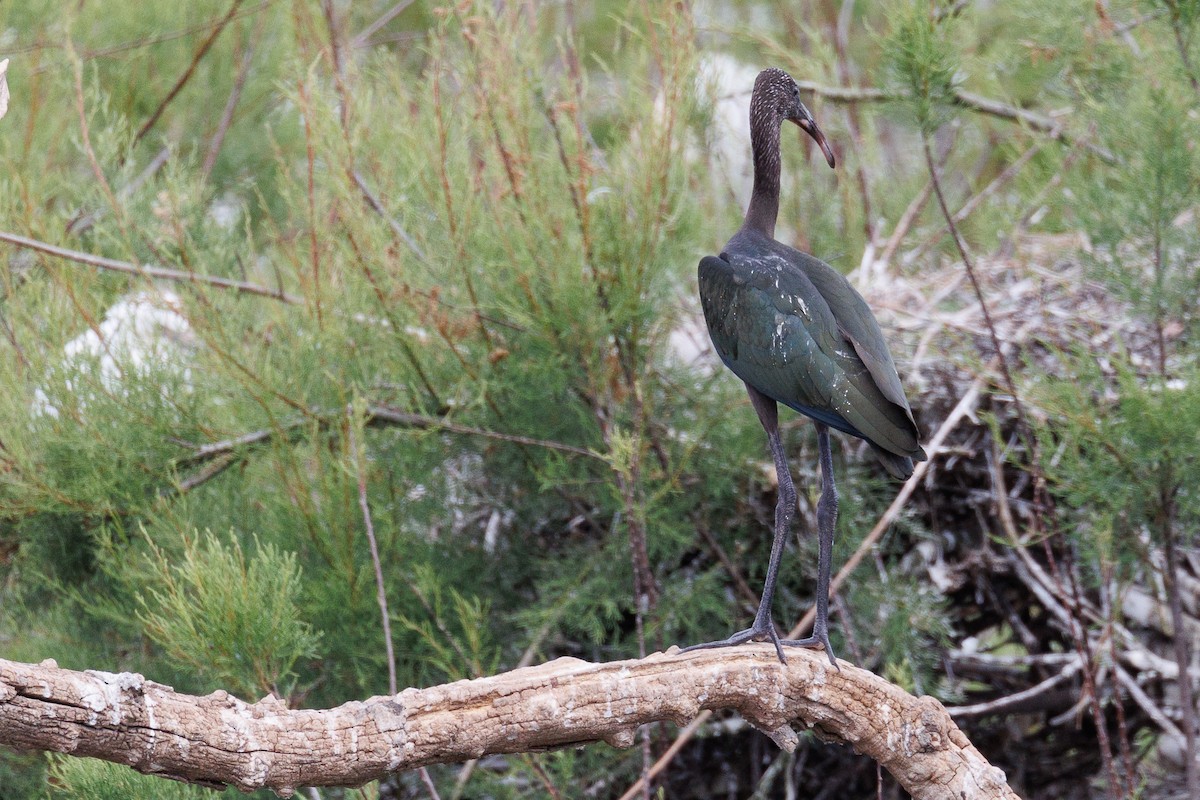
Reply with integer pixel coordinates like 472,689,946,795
753,68,836,168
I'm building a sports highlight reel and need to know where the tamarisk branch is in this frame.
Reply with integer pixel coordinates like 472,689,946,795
0,648,1019,799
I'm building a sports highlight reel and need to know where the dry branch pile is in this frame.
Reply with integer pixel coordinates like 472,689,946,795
847,233,1199,798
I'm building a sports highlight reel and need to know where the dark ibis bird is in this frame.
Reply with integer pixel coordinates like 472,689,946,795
687,68,926,666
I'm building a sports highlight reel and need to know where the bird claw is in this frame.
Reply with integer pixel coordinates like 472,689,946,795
683,625,840,668
781,628,840,670
682,621,789,663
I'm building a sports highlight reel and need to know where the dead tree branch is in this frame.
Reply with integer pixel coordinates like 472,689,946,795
133,0,246,148
0,649,1018,799
0,230,302,303
778,80,1115,163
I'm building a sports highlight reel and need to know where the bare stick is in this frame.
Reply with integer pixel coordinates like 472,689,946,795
71,2,271,60
871,128,956,279
875,179,933,272
1166,1,1200,96
615,715,709,800
780,80,1114,162
348,420,397,695
1114,8,1167,35
352,170,427,262
364,406,598,459
175,453,238,493
948,657,1083,719
1114,665,1184,740
134,0,245,148
185,405,600,460
202,17,263,180
921,137,1024,426
1162,506,1199,795
176,404,601,493
351,0,415,50
0,230,301,303
907,139,1044,265
69,41,123,222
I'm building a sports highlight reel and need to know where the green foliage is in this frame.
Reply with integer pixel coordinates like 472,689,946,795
1039,13,1200,577
1,2,721,793
1075,81,1200,331
1033,356,1200,570
136,532,320,696
47,756,231,800
883,1,961,134
4,0,1199,796
394,562,498,680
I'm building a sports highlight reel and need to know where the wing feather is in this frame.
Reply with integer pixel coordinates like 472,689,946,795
698,249,925,470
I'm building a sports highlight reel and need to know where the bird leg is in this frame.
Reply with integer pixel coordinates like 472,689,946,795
683,385,796,663
780,423,839,667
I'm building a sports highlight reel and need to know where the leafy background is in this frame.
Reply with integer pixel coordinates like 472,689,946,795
1,1,1198,798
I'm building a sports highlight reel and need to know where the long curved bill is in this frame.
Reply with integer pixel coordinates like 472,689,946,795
799,119,836,169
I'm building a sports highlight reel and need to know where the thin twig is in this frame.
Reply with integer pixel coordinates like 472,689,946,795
1096,0,1141,55
615,715,709,800
695,520,759,611
68,41,124,226
351,0,415,50
350,412,448,796
175,452,238,493
176,404,600,492
779,79,1115,163
907,139,1044,265
1166,1,1200,96
349,412,444,799
347,418,397,695
921,136,1024,425
0,307,28,372
1007,540,1127,795
295,77,323,329
81,2,271,59
1114,665,1184,740
0,230,302,303
874,179,932,274
1161,497,1199,795
202,16,264,180
831,0,875,244
352,170,427,262
418,768,444,800
365,406,599,459
998,134,1088,258
1113,7,1167,35
868,126,958,280
134,0,246,148
948,657,1082,718
67,146,172,236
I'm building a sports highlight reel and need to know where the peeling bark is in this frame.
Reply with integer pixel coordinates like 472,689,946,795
0,647,1020,799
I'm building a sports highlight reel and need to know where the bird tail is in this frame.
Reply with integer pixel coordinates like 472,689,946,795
870,444,922,480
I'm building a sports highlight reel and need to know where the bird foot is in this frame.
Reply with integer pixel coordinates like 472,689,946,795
682,620,789,663
781,627,840,670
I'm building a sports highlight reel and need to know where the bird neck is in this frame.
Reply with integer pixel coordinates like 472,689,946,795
744,113,782,238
